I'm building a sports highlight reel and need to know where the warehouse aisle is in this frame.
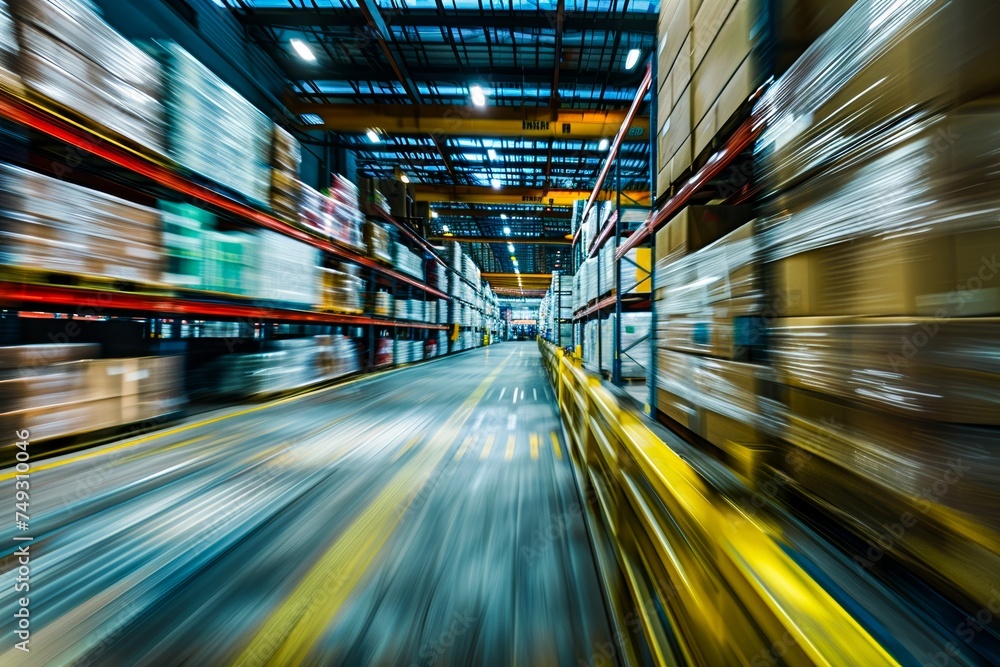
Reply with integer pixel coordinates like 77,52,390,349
0,342,613,666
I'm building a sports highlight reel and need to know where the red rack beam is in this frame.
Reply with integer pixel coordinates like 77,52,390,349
616,117,762,260
573,63,652,248
572,293,617,321
0,91,450,301
377,210,445,265
0,282,448,330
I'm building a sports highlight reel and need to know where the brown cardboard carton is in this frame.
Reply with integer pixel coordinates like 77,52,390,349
701,408,759,447
693,103,716,156
656,205,751,267
768,242,856,317
849,234,957,317
657,387,695,430
692,0,754,129
658,84,692,173
691,0,741,69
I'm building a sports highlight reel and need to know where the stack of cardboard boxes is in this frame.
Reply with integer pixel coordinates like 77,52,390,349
0,0,20,93
0,344,183,446
654,0,854,195
0,165,162,285
317,263,363,314
653,205,770,480
10,0,165,154
269,125,301,223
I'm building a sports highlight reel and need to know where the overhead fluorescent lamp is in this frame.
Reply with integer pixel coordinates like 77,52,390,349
503,226,511,235
430,211,438,219
298,113,323,125
491,178,502,189
507,244,515,253
625,48,641,70
400,173,410,184
366,129,381,143
487,149,498,160
470,85,487,107
598,138,610,151
500,213,508,220
442,225,450,232
290,38,316,62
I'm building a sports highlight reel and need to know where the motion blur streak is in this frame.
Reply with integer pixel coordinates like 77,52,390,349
0,342,612,666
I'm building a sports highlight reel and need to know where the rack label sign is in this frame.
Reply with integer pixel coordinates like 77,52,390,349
522,196,543,203
627,126,645,137
522,120,550,131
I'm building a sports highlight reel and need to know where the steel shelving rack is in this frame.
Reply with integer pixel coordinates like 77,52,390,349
571,60,765,415
0,87,460,369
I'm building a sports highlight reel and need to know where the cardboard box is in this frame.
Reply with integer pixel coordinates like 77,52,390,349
691,0,741,70
658,83,692,174
767,242,857,317
850,234,957,317
657,0,693,89
700,408,759,448
692,0,754,129
657,387,696,430
654,205,750,266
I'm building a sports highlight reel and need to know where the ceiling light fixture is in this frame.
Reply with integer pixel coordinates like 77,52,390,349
470,85,487,107
625,48,642,70
442,225,450,233
400,173,410,184
503,226,511,236
290,38,316,61
488,148,498,160
598,138,610,151
507,243,515,253
366,129,381,143
500,213,508,220
491,178,502,189
430,211,438,219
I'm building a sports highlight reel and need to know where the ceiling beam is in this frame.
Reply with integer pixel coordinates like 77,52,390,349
236,9,657,34
291,103,650,139
429,236,571,245
346,144,648,157
284,67,651,87
428,207,572,219
415,185,649,207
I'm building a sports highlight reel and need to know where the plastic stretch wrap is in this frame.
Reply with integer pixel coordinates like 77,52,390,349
364,221,392,263
655,221,760,318
318,264,363,314
760,104,1000,263
271,125,301,173
250,231,320,306
326,176,365,249
393,242,424,281
755,0,1000,193
0,353,183,443
202,336,358,398
142,41,269,205
657,349,779,435
771,317,1000,425
11,0,165,152
0,164,162,283
778,386,1000,531
0,0,20,91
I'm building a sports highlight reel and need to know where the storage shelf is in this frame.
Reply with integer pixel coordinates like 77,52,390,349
572,292,650,321
616,117,762,260
0,282,449,330
0,89,450,302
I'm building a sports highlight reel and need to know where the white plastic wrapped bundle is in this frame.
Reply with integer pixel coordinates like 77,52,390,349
142,41,270,205
770,317,1000,425
755,0,1000,193
0,164,162,284
12,0,164,152
0,0,20,91
655,221,760,318
249,230,320,306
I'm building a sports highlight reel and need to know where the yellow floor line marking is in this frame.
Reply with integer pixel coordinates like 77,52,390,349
530,433,539,460
233,350,515,667
391,435,422,463
479,434,495,460
550,431,563,460
0,352,452,482
505,434,516,461
453,434,474,461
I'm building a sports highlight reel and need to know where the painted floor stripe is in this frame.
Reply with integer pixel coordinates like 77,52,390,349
505,434,516,461
479,434,495,460
530,433,539,460
232,350,515,666
551,432,563,460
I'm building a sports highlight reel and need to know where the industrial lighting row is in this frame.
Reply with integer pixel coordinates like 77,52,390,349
291,38,642,73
